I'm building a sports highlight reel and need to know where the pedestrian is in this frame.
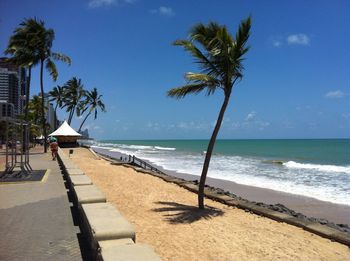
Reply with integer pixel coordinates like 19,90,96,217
49,137,58,160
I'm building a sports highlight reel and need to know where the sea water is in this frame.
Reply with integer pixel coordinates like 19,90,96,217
92,139,350,205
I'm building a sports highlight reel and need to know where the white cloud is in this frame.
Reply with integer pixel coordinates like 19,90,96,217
150,6,175,16
272,40,282,47
296,105,312,111
88,0,115,8
245,111,256,121
342,113,350,119
287,34,310,45
88,0,134,8
325,90,345,99
257,121,270,130
146,122,161,131
283,120,294,129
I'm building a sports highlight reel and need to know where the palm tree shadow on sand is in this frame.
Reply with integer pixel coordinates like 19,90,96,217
152,201,224,224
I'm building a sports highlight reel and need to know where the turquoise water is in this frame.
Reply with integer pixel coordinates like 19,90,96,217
94,139,350,205
100,139,350,165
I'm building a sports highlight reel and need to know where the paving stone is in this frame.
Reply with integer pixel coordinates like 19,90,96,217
67,168,85,176
70,175,92,186
82,203,135,241
74,185,106,204
0,152,83,260
99,243,161,261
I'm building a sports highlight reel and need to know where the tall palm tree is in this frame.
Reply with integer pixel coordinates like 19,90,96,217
49,85,64,129
5,19,42,153
23,18,71,152
62,77,84,125
5,18,40,122
167,17,251,209
77,88,106,132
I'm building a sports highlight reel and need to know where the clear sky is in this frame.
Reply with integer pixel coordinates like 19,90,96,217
1,0,349,140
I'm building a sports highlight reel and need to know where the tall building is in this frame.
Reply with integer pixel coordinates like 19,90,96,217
0,58,27,116
41,92,57,131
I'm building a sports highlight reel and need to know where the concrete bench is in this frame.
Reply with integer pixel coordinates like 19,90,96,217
74,185,106,205
66,168,85,176
62,161,79,170
82,203,135,242
69,175,92,186
98,241,161,261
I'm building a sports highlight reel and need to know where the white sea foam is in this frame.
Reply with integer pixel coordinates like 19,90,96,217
284,161,350,174
119,144,153,150
93,143,350,206
154,146,176,151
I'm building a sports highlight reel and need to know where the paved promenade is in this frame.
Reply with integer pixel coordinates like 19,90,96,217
0,151,83,260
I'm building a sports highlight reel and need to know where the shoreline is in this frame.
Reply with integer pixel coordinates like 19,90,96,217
66,147,350,260
91,146,350,225
169,171,350,225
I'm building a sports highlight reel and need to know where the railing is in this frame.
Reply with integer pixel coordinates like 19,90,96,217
128,155,165,174
92,148,165,175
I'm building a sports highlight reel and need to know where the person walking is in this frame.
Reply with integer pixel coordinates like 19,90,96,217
49,137,58,160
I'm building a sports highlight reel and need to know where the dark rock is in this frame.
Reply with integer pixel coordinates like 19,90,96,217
319,219,328,225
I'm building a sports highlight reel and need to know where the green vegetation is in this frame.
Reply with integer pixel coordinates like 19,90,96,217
5,18,71,152
4,17,105,143
49,78,105,133
62,77,85,125
48,85,65,129
167,17,252,209
77,88,106,132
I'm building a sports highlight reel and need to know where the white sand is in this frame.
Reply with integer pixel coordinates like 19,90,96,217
66,148,350,261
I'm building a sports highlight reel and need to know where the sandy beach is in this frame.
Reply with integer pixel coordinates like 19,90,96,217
170,171,350,225
92,147,350,225
64,147,350,260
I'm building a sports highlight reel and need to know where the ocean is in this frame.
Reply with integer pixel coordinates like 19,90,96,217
91,139,350,206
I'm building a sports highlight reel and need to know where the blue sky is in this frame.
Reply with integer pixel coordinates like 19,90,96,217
1,0,349,139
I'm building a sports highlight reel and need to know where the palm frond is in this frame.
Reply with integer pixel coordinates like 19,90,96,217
52,52,71,65
173,40,220,78
168,17,251,100
167,83,208,99
45,58,58,81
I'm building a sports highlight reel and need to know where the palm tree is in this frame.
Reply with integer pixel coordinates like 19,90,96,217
49,85,64,129
5,19,42,153
26,95,48,141
5,18,40,122
23,18,71,152
77,88,106,132
167,17,251,209
62,77,84,125
28,95,47,126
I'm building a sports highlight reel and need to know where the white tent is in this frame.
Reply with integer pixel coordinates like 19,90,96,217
49,121,81,137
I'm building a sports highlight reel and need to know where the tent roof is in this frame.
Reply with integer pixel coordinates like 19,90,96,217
49,121,82,137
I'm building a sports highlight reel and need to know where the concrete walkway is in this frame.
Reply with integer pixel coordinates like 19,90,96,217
0,151,84,260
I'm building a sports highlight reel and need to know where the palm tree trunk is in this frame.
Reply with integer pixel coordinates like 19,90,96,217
67,109,72,124
78,111,91,133
24,66,31,122
68,106,75,125
39,59,47,153
198,94,231,209
23,66,31,153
